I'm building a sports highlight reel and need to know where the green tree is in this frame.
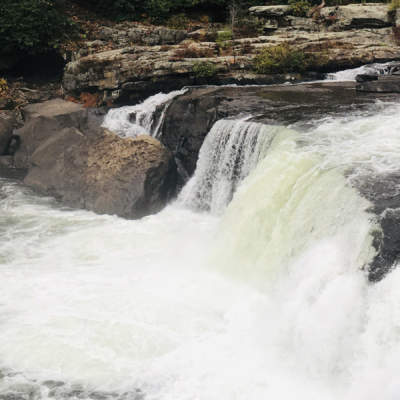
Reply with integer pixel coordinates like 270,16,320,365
0,0,75,55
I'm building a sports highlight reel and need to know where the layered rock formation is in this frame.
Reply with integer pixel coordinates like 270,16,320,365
62,4,400,104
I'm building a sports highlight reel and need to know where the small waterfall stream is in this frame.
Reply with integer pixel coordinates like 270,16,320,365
102,89,187,138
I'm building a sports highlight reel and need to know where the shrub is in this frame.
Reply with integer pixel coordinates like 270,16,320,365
0,0,76,55
167,13,190,29
174,44,215,58
192,61,217,77
388,0,400,11
216,30,233,49
0,78,9,96
288,0,311,17
253,44,316,74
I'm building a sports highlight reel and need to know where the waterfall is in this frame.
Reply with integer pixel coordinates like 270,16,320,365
102,89,187,138
2,90,400,400
179,119,293,214
327,61,399,81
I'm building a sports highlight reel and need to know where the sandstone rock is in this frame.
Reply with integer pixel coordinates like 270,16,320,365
286,16,317,31
249,5,290,18
14,99,87,168
321,3,392,30
63,26,400,104
0,111,16,155
24,128,177,218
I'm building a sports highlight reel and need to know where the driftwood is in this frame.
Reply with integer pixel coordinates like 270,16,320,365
307,0,326,19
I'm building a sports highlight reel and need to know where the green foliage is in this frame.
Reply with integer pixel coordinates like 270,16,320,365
253,44,317,74
216,30,233,49
166,13,190,29
288,0,311,16
192,61,217,78
0,0,75,55
76,0,265,22
388,0,400,11
0,78,9,96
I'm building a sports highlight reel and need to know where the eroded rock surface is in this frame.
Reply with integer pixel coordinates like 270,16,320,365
61,3,400,104
12,99,177,219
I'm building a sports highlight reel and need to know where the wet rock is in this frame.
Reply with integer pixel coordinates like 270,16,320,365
42,381,65,389
355,74,378,82
356,75,400,92
0,155,14,168
0,111,17,155
0,394,27,400
162,82,395,176
355,174,400,282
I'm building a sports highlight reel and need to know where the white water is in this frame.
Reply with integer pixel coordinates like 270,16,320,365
327,61,399,81
179,119,292,214
1,101,400,400
102,89,187,138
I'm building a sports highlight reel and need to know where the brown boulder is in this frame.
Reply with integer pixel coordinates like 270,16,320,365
24,125,177,219
14,99,88,168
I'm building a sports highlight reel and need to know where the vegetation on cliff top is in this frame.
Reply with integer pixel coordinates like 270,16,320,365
0,0,76,55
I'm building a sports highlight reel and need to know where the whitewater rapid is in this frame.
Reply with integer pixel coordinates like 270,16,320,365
1,99,400,400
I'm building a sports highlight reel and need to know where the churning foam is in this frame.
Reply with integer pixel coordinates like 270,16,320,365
327,61,399,81
1,103,400,400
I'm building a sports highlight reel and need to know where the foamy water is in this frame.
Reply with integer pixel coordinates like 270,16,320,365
1,100,400,400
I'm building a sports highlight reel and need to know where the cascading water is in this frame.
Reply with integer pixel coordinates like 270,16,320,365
1,93,400,400
102,89,187,138
179,119,292,214
327,61,399,81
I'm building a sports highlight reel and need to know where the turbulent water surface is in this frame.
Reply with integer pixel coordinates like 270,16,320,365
1,90,400,400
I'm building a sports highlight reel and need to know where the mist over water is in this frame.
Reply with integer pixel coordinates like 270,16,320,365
1,99,400,399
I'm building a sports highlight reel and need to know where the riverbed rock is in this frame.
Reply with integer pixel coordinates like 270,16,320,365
24,127,177,218
356,75,400,92
161,82,396,177
0,111,16,155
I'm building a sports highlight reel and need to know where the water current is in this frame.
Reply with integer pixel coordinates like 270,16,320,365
1,66,400,400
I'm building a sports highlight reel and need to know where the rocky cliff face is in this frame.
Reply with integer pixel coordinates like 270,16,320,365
62,4,400,105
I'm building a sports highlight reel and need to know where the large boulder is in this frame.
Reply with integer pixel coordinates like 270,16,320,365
11,99,177,218
14,99,88,168
24,127,177,218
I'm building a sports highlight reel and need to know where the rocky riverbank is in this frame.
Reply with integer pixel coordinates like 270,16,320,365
60,3,400,105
